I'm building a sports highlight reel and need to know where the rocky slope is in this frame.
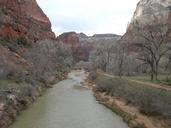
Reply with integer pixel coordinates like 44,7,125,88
0,45,29,79
122,0,171,45
0,0,55,42
0,1,60,128
0,0,56,77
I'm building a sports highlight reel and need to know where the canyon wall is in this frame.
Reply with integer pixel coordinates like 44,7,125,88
122,0,171,45
0,0,55,42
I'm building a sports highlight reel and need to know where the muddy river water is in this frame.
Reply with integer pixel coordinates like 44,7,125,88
10,70,128,128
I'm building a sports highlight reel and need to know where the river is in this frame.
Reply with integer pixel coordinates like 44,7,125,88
9,70,128,128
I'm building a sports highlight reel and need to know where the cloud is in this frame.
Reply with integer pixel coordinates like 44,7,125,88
37,0,140,36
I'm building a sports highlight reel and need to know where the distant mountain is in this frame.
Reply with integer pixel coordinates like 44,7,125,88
79,33,121,45
57,32,121,61
57,32,79,45
77,33,88,38
92,34,120,37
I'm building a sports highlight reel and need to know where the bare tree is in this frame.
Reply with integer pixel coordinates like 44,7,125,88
133,24,171,80
116,44,126,77
23,39,73,83
89,43,114,72
89,41,138,76
165,53,171,81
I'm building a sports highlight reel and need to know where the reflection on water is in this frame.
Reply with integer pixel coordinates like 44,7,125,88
10,70,128,128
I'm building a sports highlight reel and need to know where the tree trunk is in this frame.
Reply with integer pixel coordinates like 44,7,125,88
155,72,158,81
102,63,107,72
118,57,124,77
155,71,158,81
155,61,159,81
151,63,155,81
151,72,154,81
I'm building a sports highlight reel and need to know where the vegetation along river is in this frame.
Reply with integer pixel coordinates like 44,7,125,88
9,70,128,128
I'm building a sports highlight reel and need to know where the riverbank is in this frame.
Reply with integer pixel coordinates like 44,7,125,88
9,70,128,128
94,92,145,128
0,74,67,128
94,91,170,128
87,72,171,128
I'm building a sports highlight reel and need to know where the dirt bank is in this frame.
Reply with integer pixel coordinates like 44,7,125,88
86,72,170,128
94,91,169,128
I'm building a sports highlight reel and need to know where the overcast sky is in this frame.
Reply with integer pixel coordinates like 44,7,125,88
37,0,140,36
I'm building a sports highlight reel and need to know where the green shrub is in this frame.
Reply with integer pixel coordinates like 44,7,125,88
16,36,30,47
0,37,10,45
95,76,113,92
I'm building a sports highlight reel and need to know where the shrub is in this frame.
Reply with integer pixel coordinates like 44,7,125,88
94,74,171,119
89,71,98,81
95,76,114,92
16,36,30,47
23,39,73,84
0,37,10,45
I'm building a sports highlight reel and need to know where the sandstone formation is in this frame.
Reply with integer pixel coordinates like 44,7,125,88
0,1,56,127
122,0,171,45
57,32,80,46
57,32,121,61
0,0,55,42
57,32,121,45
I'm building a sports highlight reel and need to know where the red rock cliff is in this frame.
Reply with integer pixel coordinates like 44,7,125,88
57,32,80,46
0,0,55,42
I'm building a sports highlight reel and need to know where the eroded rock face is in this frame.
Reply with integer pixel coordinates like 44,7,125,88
0,0,55,42
57,32,85,61
123,0,171,44
57,32,80,46
131,0,171,26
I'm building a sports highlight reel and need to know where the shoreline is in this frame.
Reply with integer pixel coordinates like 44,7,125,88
93,91,169,128
0,75,67,128
94,92,141,128
84,73,169,128
2,70,169,128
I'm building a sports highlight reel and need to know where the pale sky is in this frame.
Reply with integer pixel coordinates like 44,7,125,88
37,0,140,36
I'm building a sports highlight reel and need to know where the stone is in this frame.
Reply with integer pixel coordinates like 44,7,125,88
121,0,171,46
0,0,55,43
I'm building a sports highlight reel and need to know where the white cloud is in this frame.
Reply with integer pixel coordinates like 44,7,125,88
37,0,140,36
